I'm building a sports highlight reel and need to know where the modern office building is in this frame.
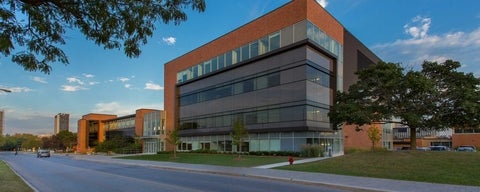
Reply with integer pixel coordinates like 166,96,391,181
164,0,381,155
54,113,70,134
76,109,166,154
0,110,4,136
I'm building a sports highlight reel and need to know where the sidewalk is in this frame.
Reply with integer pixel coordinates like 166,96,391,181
69,154,480,192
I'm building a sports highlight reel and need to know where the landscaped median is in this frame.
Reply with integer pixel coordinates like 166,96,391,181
120,151,480,187
0,160,33,192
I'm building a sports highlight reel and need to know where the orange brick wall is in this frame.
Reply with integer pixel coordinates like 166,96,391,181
452,134,480,148
343,124,383,151
76,114,117,153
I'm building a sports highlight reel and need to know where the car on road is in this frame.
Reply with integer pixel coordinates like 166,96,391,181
457,145,477,152
37,150,51,158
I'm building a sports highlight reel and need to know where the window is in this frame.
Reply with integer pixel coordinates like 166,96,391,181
250,41,259,58
232,48,240,64
307,66,330,87
241,45,249,61
211,58,218,71
269,33,280,50
267,73,280,87
268,109,280,122
233,82,243,95
225,51,232,66
306,106,329,122
259,37,269,54
218,55,225,69
245,112,257,125
243,79,255,92
256,76,268,90
204,61,211,74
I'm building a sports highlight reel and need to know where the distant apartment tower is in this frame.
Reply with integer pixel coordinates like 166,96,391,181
54,113,70,134
0,110,4,136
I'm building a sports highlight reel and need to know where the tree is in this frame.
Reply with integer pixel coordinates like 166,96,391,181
1,0,206,74
329,60,480,150
56,130,77,152
230,120,248,158
366,126,381,151
166,128,181,158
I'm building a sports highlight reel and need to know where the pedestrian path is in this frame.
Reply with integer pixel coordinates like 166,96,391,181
253,157,327,168
68,154,480,192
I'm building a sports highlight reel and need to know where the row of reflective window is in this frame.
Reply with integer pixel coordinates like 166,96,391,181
104,117,136,130
179,105,329,130
176,20,341,84
143,111,165,136
179,65,330,107
180,72,280,106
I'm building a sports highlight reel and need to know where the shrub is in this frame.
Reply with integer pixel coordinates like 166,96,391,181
300,144,324,157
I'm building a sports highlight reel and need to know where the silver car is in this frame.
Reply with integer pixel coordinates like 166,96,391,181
37,150,51,158
457,145,477,152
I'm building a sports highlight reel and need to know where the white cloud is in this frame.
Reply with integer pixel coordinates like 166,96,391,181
162,37,176,45
118,77,130,82
92,101,164,116
92,102,124,115
67,77,84,85
0,86,33,94
61,85,86,92
124,84,131,89
316,0,328,8
32,77,47,84
144,81,164,91
83,73,94,78
404,16,431,39
372,16,480,72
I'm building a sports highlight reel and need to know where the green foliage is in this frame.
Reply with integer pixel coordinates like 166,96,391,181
0,134,41,151
0,161,34,192
121,153,296,168
329,60,480,149
278,151,480,186
1,0,206,74
230,120,248,158
300,144,324,157
166,128,181,158
95,135,141,154
56,130,77,151
366,126,382,151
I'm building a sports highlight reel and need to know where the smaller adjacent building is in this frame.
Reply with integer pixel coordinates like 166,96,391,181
342,124,394,152
393,127,453,150
452,128,480,149
76,109,165,154
54,113,70,134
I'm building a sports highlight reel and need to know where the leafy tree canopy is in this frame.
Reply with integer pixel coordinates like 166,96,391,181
1,0,206,74
329,60,480,149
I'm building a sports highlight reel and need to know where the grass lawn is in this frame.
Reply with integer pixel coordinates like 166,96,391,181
277,151,480,186
120,153,295,167
0,160,33,192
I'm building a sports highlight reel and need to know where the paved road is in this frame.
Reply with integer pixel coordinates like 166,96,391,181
0,152,350,192
68,153,480,192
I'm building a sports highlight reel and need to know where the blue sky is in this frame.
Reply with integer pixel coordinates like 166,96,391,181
1,0,479,135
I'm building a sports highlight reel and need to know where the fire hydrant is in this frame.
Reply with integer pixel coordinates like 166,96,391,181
288,156,294,165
